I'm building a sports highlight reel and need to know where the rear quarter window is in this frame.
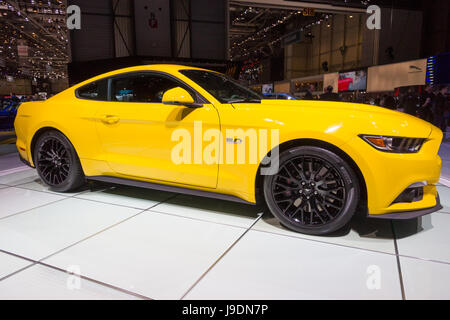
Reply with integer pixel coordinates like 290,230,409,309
76,79,108,101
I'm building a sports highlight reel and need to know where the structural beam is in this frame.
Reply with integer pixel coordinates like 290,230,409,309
229,0,367,14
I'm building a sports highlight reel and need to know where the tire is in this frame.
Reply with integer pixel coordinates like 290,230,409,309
263,146,360,235
34,130,85,192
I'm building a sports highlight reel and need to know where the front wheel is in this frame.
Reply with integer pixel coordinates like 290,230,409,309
263,146,360,235
34,130,86,192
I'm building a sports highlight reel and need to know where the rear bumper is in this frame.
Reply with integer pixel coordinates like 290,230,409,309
18,149,33,168
368,194,442,220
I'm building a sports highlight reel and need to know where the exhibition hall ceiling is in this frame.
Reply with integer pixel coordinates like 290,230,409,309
229,3,339,61
0,0,69,80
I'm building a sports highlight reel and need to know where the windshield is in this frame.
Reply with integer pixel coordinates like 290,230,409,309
179,69,262,103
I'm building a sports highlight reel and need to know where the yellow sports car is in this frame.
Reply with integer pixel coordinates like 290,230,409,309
14,65,443,235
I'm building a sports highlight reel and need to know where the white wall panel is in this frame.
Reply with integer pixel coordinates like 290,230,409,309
134,0,171,56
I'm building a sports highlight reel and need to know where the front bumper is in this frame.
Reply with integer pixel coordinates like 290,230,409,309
342,124,443,217
368,194,442,220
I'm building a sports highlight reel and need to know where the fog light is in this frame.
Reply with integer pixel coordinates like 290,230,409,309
392,187,424,204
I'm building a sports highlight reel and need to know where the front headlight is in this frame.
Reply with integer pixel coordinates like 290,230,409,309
359,135,425,153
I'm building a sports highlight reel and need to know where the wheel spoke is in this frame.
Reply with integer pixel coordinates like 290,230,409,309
283,164,297,180
288,205,303,219
289,160,307,181
282,200,295,214
323,200,341,210
275,181,296,190
322,205,334,219
323,192,343,202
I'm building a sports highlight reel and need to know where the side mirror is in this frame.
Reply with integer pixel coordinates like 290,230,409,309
162,87,203,108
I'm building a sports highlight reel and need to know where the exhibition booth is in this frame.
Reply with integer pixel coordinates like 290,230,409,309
256,58,433,101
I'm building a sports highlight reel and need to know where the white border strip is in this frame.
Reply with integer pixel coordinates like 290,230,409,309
0,166,30,177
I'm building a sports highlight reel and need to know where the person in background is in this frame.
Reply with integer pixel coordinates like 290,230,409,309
434,85,449,132
353,90,364,103
419,85,435,123
383,94,396,110
402,87,419,116
320,85,341,101
10,93,19,103
303,84,315,100
380,95,386,107
374,95,381,106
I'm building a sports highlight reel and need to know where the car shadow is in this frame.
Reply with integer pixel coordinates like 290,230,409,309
350,206,433,240
84,180,434,239
86,180,264,220
258,204,433,240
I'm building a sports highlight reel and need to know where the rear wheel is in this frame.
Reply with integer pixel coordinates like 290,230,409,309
34,130,85,192
263,146,360,235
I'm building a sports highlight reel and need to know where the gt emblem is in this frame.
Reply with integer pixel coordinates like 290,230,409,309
226,138,242,144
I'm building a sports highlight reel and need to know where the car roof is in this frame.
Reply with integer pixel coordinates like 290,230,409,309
109,64,210,74
75,64,214,88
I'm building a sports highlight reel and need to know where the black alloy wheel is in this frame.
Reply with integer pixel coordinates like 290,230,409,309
34,130,85,192
263,146,360,235
37,137,71,185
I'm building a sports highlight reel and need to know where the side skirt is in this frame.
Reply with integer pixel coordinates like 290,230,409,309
87,175,256,205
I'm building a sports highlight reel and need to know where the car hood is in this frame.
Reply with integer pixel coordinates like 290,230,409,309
247,99,435,139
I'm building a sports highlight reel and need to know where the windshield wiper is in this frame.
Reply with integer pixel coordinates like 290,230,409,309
227,98,261,103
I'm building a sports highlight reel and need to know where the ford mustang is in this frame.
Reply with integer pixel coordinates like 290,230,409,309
14,65,443,235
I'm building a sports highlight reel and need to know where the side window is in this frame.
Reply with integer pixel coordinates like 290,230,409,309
110,73,194,103
77,79,108,101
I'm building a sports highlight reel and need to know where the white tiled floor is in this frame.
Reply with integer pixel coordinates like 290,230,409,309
75,185,175,210
0,197,141,260
18,179,86,196
0,264,141,300
393,213,450,264
0,187,65,219
149,194,262,228
44,211,251,299
252,214,396,254
0,252,32,279
184,230,401,300
0,145,450,300
399,257,450,299
0,168,39,186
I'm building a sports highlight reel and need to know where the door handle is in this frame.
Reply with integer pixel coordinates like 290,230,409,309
101,115,120,125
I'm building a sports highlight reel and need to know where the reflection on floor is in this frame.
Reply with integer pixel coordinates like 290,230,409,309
0,143,23,172
0,143,449,299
